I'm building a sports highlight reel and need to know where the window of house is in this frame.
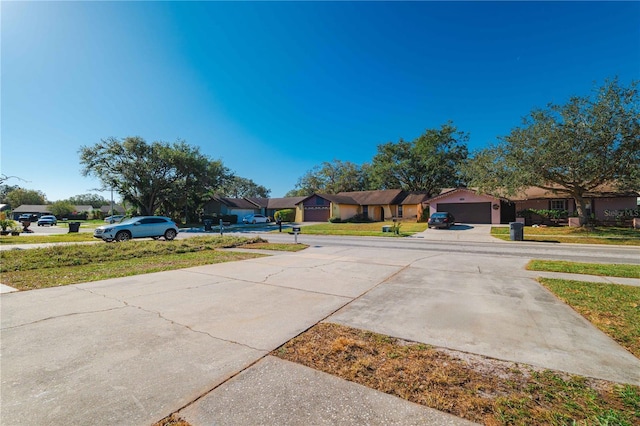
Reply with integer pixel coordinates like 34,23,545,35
362,205,368,217
550,200,567,210
398,205,403,218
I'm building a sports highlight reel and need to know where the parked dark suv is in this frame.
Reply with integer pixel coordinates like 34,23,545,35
427,212,455,229
18,214,38,222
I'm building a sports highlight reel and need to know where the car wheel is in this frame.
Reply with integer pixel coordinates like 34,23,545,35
164,229,177,241
115,231,131,242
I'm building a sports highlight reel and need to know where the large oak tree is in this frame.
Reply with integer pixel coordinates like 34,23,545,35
80,137,229,217
466,78,640,225
219,176,271,198
368,122,469,195
6,188,46,208
287,160,370,196
65,194,109,208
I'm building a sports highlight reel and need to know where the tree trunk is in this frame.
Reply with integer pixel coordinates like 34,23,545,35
572,193,589,226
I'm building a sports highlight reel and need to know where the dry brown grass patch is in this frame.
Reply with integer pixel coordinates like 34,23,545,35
274,322,640,425
152,413,190,426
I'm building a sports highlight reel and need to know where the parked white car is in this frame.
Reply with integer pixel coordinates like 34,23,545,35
93,216,179,242
242,214,269,224
104,215,125,224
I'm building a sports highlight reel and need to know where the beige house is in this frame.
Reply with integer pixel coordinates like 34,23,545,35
295,190,430,222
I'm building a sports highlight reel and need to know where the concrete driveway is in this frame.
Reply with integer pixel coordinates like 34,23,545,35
415,223,503,242
1,243,638,425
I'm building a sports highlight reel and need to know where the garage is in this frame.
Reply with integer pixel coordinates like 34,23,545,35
438,202,492,224
302,195,331,222
304,206,330,222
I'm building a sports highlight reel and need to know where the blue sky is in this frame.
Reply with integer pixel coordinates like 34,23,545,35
2,1,639,201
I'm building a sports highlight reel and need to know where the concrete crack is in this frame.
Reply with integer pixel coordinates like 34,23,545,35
2,306,128,330
78,286,266,352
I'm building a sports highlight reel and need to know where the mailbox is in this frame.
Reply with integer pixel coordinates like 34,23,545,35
290,226,301,243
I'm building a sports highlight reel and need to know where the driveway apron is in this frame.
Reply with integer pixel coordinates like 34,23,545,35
329,250,640,385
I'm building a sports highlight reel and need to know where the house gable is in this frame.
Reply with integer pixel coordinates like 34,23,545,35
299,194,332,222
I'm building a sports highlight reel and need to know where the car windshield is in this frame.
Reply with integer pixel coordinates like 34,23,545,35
118,217,140,225
432,213,448,218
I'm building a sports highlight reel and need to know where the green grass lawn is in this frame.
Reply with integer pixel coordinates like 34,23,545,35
0,236,303,290
540,278,640,358
492,226,640,245
0,232,97,244
527,260,640,278
284,221,427,237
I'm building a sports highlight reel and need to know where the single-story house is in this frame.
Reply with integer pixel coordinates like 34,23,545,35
424,185,639,225
295,190,431,222
424,188,510,225
11,205,53,219
203,196,262,219
509,185,639,225
203,196,308,220
246,197,306,218
99,205,126,215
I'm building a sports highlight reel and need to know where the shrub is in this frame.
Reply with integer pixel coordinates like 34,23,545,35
418,209,430,223
345,213,373,223
0,218,17,231
329,217,342,223
275,209,295,222
50,201,75,218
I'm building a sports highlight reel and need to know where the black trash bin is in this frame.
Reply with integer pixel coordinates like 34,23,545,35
68,222,81,233
509,222,524,241
203,219,213,231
